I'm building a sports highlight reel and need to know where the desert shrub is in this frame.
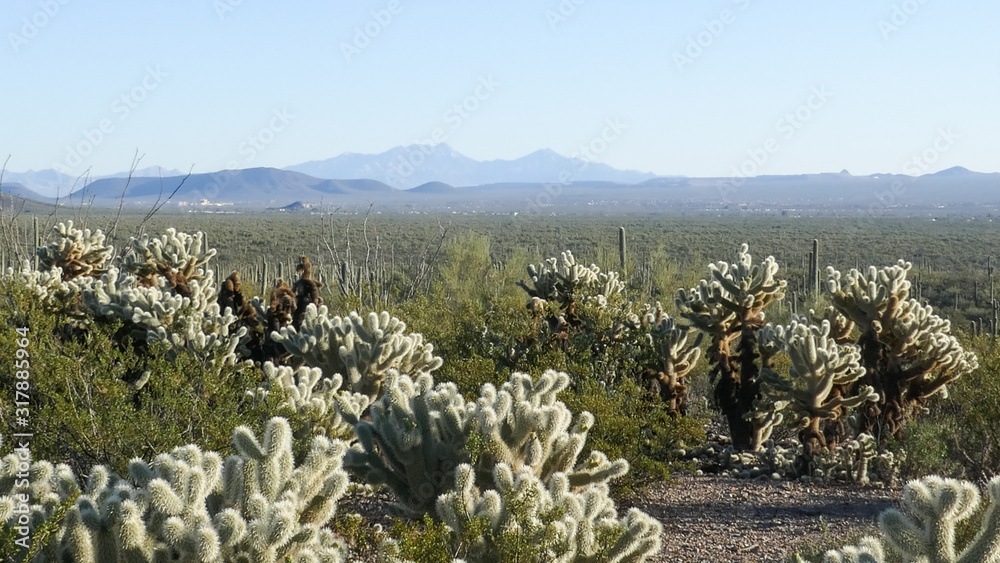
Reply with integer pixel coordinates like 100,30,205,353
563,378,706,495
890,334,1000,481
0,276,273,477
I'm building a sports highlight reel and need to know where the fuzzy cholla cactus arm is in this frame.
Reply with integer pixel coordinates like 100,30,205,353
342,372,472,518
800,475,1000,563
516,250,625,311
432,464,661,563
825,261,911,331
25,417,350,562
468,370,628,490
0,456,80,560
250,361,370,440
272,305,443,402
122,228,216,290
36,220,114,280
642,305,703,416
675,243,786,451
826,261,978,436
761,319,877,459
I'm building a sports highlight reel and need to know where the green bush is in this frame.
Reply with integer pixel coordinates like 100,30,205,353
0,277,273,477
563,378,706,495
892,334,1000,481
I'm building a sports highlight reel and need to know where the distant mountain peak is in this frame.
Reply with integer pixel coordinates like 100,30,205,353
931,166,972,176
284,145,655,188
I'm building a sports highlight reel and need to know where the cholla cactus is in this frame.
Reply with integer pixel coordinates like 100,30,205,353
428,463,661,563
344,370,630,521
250,361,370,440
798,536,885,563
272,305,443,402
341,371,471,518
4,221,113,316
675,243,787,451
0,418,350,562
798,475,1000,563
36,220,114,280
640,305,703,416
756,319,877,460
122,228,216,296
517,250,625,315
826,262,978,437
83,265,245,365
467,370,628,489
0,455,80,558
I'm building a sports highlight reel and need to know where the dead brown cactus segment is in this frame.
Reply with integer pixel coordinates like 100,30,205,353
292,256,323,329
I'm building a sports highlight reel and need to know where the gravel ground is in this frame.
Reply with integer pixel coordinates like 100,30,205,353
621,474,900,563
340,474,901,563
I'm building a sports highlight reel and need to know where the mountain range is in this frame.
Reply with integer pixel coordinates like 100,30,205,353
1,145,997,214
285,143,657,189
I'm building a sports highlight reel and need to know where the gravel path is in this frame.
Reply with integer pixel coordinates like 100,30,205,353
341,474,901,562
621,474,900,563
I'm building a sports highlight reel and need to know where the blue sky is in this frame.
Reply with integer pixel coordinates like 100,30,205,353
2,0,997,178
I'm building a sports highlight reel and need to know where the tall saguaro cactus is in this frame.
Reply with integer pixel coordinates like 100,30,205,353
676,243,787,450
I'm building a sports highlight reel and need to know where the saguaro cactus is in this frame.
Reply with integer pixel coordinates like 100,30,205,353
676,243,787,450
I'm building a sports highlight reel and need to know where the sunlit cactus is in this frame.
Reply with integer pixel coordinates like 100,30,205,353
249,361,370,440
825,262,978,437
272,305,443,402
341,371,471,518
639,304,703,416
426,463,661,563
36,220,114,281
344,370,629,521
517,250,626,316
467,370,628,490
798,475,1000,563
755,319,877,463
676,243,787,450
0,418,350,562
122,228,216,297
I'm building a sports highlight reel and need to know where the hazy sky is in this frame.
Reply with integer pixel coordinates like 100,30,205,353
3,1,997,178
